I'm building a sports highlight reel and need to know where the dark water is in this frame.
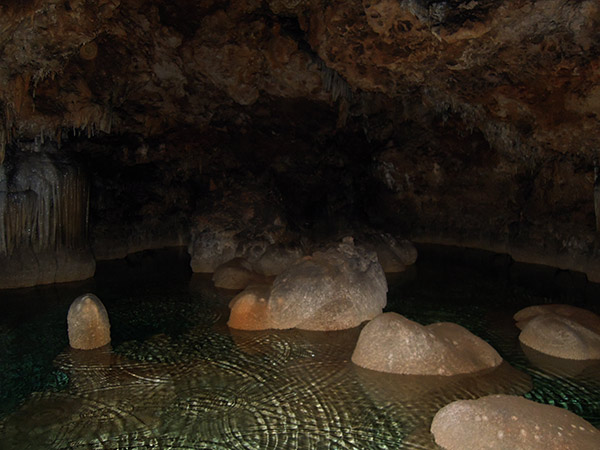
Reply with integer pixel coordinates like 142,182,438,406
0,246,599,449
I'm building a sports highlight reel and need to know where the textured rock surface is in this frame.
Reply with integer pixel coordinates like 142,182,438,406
431,394,600,450
352,312,502,375
0,0,600,283
212,258,267,290
518,313,600,360
228,239,388,331
67,293,111,350
228,284,272,330
253,244,305,276
514,304,600,334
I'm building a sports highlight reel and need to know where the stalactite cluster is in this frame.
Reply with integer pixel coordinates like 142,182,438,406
0,151,89,256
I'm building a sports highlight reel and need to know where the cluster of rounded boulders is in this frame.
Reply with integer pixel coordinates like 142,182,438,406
514,304,600,360
351,312,502,375
67,293,111,350
431,394,600,450
228,238,388,331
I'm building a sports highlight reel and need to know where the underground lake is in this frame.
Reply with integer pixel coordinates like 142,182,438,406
1,245,599,449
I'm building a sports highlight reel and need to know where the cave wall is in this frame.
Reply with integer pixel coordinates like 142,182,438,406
1,0,600,287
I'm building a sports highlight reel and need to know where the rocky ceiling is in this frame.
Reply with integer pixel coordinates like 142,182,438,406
1,0,600,287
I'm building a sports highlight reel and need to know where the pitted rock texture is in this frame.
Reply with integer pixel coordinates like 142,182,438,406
228,239,388,331
67,293,111,350
518,313,600,360
431,394,600,450
514,304,600,334
1,0,600,284
351,312,502,375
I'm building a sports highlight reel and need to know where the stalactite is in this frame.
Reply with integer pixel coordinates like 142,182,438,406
317,60,353,103
0,151,89,256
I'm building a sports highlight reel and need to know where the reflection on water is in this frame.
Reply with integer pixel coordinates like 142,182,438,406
1,251,600,449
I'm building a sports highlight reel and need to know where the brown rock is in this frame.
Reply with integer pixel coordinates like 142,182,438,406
431,395,600,450
212,257,265,290
514,304,600,334
228,239,388,331
518,313,600,360
228,284,272,330
351,312,502,375
67,293,111,350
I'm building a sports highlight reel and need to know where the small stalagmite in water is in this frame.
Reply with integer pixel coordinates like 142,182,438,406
67,293,111,350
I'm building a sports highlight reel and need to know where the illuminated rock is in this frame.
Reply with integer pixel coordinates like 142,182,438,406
67,293,111,350
514,304,600,334
431,395,600,450
228,285,272,330
352,312,502,375
518,313,600,360
228,238,387,331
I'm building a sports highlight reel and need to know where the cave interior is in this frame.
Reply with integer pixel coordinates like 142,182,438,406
0,0,599,287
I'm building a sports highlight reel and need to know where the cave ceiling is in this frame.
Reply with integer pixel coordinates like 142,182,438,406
0,0,598,162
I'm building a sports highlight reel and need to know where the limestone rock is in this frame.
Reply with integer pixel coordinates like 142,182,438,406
514,304,600,334
431,394,600,450
356,232,417,273
212,258,267,290
518,313,600,360
252,244,304,276
228,285,273,330
351,312,502,375
228,238,388,331
67,293,111,350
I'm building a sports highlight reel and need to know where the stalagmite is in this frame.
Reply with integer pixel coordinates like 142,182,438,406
67,293,111,350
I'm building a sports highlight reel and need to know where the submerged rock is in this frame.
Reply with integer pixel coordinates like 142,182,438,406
431,394,600,450
514,304,600,334
351,312,502,375
228,238,388,331
67,293,111,350
518,313,600,360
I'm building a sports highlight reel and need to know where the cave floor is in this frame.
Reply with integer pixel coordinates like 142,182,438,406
0,248,599,449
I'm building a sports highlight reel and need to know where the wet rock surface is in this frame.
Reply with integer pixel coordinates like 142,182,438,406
518,313,600,361
228,238,388,331
352,312,502,375
67,293,111,350
431,394,600,450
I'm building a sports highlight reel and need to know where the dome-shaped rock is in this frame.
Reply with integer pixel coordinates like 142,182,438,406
228,285,272,330
514,304,600,334
67,293,111,350
519,313,600,360
228,238,387,331
431,394,600,450
351,312,502,375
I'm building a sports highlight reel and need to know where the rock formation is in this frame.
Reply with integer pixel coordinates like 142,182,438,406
514,304,600,334
431,394,600,450
518,313,600,360
228,238,388,331
67,293,111,350
351,312,502,375
212,257,267,290
0,0,599,286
